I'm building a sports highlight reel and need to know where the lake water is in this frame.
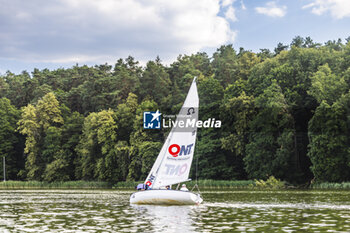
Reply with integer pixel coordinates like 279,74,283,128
0,189,349,232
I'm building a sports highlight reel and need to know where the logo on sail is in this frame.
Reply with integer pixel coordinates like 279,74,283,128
143,110,161,129
168,143,194,157
164,164,187,176
146,174,156,186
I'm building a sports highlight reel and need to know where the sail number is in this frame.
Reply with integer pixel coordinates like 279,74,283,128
168,143,194,157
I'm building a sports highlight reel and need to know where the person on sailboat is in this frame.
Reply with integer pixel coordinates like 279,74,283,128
180,184,189,191
166,185,171,190
136,183,148,191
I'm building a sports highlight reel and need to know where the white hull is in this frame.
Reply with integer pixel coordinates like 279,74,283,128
130,190,203,205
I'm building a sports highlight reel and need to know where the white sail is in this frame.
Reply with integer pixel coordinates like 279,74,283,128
145,78,199,189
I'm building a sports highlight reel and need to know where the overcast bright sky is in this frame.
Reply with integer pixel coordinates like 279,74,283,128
1,0,350,74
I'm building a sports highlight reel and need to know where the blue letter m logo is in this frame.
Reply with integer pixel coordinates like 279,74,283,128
143,111,161,129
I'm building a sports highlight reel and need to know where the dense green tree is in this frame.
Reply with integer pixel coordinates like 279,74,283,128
127,99,161,180
77,72,119,113
0,77,9,98
291,36,305,48
304,36,321,48
194,77,238,179
17,104,39,179
61,111,84,180
248,46,331,182
0,98,22,180
290,36,321,49
308,64,347,104
244,82,297,181
212,45,238,87
139,60,171,107
308,97,350,182
139,141,162,180
274,42,288,55
169,53,211,86
17,93,63,180
257,49,273,61
101,141,130,183
114,93,138,142
236,52,260,81
221,92,255,158
42,126,71,182
36,93,64,129
167,53,212,114
324,38,343,51
113,57,141,100
340,43,350,76
31,84,53,104
76,109,117,180
42,127,62,164
1,71,34,107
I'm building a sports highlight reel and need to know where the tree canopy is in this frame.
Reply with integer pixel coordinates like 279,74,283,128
1,36,349,184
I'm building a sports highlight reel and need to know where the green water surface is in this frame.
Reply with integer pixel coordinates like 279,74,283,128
0,189,349,232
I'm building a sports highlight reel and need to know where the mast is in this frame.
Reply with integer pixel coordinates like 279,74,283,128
3,156,5,182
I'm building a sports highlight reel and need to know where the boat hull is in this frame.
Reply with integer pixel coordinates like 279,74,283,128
130,190,203,205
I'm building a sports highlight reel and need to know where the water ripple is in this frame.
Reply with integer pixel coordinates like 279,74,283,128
0,190,349,232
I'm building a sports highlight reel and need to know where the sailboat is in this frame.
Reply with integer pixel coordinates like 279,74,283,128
130,77,203,205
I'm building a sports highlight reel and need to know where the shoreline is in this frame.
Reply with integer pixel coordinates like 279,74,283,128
1,180,350,190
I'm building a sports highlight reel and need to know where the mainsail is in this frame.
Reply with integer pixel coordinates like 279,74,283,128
145,78,199,189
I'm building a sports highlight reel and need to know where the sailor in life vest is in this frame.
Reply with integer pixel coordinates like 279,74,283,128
180,184,189,191
136,183,148,191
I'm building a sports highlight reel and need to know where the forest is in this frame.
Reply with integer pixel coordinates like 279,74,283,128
0,36,349,185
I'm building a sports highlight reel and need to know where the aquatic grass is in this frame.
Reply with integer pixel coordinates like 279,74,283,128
189,180,255,189
311,182,350,189
113,180,141,189
0,180,111,189
252,176,285,189
3,180,350,190
113,179,255,189
0,180,256,190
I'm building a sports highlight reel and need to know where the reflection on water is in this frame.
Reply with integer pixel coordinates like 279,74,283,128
0,189,349,232
131,205,196,232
